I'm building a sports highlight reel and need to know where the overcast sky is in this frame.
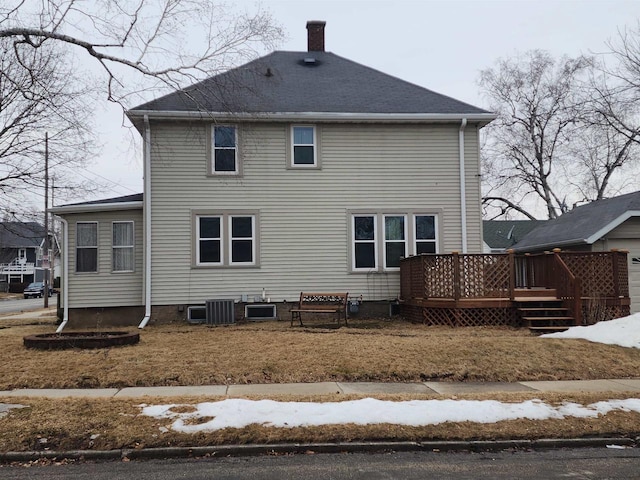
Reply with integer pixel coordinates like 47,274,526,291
77,0,640,205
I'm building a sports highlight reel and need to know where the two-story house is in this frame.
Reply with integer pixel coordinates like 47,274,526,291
0,222,47,287
52,21,495,328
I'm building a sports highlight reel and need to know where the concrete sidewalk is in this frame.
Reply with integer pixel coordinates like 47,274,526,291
2,378,640,399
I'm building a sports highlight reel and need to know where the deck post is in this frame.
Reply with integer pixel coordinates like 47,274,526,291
507,249,515,300
524,253,532,288
452,251,461,304
421,256,428,299
574,277,582,326
611,249,620,298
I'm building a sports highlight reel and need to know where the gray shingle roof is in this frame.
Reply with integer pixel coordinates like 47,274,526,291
483,220,545,250
131,51,489,115
512,190,640,252
0,222,45,248
59,193,143,207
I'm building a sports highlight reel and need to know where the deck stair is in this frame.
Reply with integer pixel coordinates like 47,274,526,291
514,288,575,333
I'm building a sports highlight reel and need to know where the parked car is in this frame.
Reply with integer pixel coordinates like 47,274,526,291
23,282,54,299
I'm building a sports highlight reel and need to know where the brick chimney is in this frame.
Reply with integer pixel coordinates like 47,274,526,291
306,20,326,52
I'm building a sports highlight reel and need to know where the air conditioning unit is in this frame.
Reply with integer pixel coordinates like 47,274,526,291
205,299,235,325
244,304,276,321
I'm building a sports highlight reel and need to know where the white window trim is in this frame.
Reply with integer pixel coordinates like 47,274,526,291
349,211,441,274
211,125,239,175
196,215,223,266
228,215,256,265
112,221,135,273
414,214,439,255
290,125,317,168
352,214,378,272
382,214,408,271
76,221,98,274
193,211,260,268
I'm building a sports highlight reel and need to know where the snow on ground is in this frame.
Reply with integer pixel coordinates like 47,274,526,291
139,315,640,433
141,397,640,433
541,313,640,349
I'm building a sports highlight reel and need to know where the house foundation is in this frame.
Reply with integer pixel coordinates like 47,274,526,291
65,300,401,328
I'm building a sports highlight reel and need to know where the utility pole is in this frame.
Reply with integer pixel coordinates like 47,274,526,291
50,176,55,290
44,132,49,309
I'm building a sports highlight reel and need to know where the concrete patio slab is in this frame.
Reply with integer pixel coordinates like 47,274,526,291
227,382,341,396
0,388,119,398
115,386,228,398
424,382,536,395
337,382,436,395
520,379,636,393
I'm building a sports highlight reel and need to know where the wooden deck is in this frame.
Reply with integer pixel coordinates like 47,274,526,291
400,250,630,329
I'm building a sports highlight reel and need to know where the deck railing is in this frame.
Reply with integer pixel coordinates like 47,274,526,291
0,261,35,274
400,249,628,306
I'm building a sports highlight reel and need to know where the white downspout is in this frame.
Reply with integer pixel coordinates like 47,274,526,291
459,118,468,253
138,115,152,329
55,217,69,333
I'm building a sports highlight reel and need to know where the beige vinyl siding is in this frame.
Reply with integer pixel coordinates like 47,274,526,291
66,210,143,308
149,121,482,304
604,217,640,238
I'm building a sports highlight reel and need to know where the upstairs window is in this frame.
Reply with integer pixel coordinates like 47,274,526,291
112,221,134,272
212,126,238,174
291,126,316,166
76,222,98,273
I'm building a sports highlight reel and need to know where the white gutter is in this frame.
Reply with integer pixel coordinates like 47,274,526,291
138,115,152,329
55,217,69,333
459,118,468,253
127,110,497,124
50,201,142,214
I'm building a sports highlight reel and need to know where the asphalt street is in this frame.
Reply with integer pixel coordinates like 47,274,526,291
0,296,55,315
1,448,639,479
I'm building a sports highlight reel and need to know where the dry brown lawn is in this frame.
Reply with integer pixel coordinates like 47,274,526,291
1,317,640,389
1,392,639,452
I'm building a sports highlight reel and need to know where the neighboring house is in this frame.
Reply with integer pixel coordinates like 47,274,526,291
0,222,55,286
512,190,640,313
51,21,495,327
482,220,545,253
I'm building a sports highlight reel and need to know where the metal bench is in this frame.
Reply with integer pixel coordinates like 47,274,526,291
290,292,349,327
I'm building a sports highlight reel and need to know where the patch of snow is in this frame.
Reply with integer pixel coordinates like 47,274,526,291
139,397,640,433
0,403,27,419
540,313,640,349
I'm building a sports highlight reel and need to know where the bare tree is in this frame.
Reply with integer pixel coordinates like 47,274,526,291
479,50,593,220
564,118,639,203
588,22,640,162
0,1,284,217
0,1,284,105
0,38,98,217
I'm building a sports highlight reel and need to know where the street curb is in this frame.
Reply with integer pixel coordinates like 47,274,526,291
0,437,636,463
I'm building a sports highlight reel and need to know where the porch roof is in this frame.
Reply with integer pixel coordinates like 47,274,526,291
512,190,640,252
